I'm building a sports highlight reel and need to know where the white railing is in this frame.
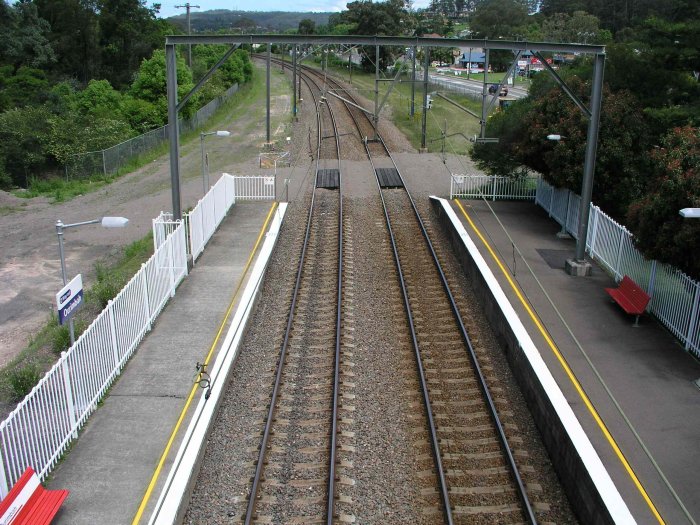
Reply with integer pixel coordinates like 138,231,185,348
0,169,267,496
232,175,276,201
0,223,188,495
450,173,539,200
187,174,236,261
535,178,700,358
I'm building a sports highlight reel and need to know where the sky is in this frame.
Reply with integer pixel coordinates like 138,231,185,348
156,0,430,18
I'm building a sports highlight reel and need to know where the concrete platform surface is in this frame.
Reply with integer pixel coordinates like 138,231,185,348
47,202,275,525
453,199,700,525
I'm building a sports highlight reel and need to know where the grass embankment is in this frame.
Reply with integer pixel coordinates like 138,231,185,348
0,235,154,408
326,63,483,156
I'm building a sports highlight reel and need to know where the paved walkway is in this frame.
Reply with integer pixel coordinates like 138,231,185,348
452,199,700,525
48,202,275,525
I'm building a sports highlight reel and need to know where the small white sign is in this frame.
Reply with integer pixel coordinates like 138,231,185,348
56,274,83,325
263,177,275,186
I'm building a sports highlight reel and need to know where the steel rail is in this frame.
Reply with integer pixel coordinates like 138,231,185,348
320,66,537,524
243,61,343,525
315,67,454,524
308,60,345,525
283,59,537,524
373,129,539,524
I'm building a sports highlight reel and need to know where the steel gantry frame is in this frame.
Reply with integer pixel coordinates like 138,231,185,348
165,34,604,270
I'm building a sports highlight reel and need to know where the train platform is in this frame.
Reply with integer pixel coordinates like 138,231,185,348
46,201,279,525
449,198,700,525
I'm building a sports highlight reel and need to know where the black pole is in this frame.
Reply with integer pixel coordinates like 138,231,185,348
421,48,429,151
292,45,297,118
411,45,416,117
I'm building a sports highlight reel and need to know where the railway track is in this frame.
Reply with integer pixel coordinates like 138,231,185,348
221,55,569,524
314,61,540,523
242,59,345,524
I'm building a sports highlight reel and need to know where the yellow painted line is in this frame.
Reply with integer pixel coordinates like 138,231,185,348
453,198,664,525
132,201,279,525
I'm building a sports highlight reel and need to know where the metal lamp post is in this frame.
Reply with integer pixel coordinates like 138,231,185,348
200,130,230,194
55,216,129,345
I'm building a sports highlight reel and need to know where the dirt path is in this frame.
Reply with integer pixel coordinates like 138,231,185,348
0,64,293,367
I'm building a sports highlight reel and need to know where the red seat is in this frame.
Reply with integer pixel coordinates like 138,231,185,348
605,275,651,326
0,467,68,525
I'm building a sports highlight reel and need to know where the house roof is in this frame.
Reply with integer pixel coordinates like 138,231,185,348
459,50,486,61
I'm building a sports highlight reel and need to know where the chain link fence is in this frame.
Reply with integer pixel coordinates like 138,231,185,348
65,84,239,180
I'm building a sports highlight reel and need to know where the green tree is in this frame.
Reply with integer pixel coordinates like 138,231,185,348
129,49,199,124
626,126,700,279
0,1,55,70
469,0,529,39
35,0,100,83
474,74,653,220
540,11,611,44
341,0,414,71
0,66,50,111
0,106,53,187
74,79,123,120
298,18,316,34
98,0,171,89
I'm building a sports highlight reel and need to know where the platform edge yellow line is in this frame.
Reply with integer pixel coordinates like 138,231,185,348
453,198,663,525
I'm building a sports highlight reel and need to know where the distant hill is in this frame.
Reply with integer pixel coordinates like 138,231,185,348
167,9,332,33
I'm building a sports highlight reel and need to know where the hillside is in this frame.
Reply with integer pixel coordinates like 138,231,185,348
167,9,332,33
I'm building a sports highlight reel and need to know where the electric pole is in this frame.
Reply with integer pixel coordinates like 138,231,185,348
175,3,200,67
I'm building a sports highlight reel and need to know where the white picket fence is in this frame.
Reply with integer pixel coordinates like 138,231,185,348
0,223,188,495
230,175,276,201
451,173,700,358
450,173,539,200
535,178,700,358
0,173,276,497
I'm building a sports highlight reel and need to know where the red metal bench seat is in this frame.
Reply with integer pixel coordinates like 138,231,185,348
605,275,651,327
0,467,68,525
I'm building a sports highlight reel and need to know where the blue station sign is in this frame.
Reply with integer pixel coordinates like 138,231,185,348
56,274,83,325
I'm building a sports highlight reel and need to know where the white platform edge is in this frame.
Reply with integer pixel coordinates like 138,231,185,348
431,196,636,524
147,202,288,525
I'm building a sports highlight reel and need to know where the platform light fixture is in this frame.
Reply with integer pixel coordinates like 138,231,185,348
679,208,700,219
55,216,129,345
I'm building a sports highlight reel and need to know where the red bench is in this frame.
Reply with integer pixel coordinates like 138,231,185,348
0,467,68,525
605,275,651,327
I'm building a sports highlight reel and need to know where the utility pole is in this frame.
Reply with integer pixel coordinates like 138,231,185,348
175,3,200,67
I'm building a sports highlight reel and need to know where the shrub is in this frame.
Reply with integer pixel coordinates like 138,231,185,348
9,364,40,401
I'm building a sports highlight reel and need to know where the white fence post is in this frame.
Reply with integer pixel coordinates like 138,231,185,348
0,454,8,498
60,355,78,439
647,261,657,297
686,286,700,352
590,207,599,257
614,228,625,279
168,235,176,298
141,265,152,330
107,301,121,370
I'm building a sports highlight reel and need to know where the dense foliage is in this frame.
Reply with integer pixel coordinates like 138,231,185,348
467,0,700,278
0,1,252,190
169,10,331,33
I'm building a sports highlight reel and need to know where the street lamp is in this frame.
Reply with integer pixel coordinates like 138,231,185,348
679,208,700,218
200,130,231,194
55,216,129,346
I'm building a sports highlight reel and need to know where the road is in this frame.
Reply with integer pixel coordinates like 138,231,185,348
429,72,530,99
